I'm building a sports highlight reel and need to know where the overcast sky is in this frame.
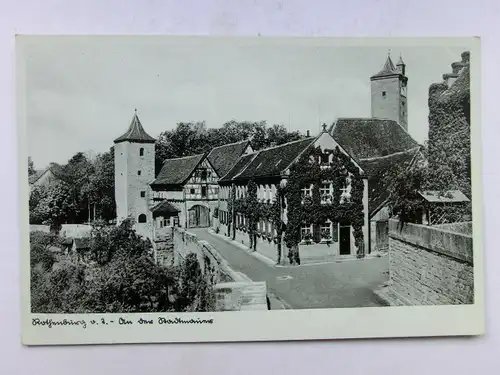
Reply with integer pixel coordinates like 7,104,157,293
22,37,467,169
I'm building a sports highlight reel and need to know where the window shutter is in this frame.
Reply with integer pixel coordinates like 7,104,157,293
313,223,321,243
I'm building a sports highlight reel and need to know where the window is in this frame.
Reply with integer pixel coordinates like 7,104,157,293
340,177,351,203
402,102,405,107
190,188,195,195
138,214,147,223
301,184,312,198
140,191,146,198
139,148,144,156
382,91,386,97
201,186,207,198
320,220,333,241
320,153,329,164
300,223,313,241
137,170,141,175
200,169,208,180
320,183,332,203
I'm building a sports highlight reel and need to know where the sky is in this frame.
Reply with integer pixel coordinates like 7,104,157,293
21,37,468,169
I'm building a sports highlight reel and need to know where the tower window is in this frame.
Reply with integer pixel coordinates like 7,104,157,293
138,214,147,223
402,102,405,107
140,191,146,197
382,91,386,97
139,148,144,156
137,170,141,175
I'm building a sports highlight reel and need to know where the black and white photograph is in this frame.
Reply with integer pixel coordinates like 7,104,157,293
19,36,483,344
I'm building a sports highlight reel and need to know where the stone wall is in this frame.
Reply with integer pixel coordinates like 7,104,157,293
164,227,269,310
171,227,247,283
433,221,473,236
381,219,473,305
30,224,93,238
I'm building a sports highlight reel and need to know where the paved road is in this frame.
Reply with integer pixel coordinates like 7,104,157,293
190,228,389,309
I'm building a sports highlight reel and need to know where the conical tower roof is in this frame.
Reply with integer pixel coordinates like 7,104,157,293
396,55,405,66
371,55,399,79
114,110,156,144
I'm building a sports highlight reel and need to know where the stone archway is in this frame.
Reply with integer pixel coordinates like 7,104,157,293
188,205,210,228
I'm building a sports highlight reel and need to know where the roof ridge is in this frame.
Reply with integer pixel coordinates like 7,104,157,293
254,137,314,153
162,153,205,163
209,139,249,152
232,152,260,180
359,146,421,162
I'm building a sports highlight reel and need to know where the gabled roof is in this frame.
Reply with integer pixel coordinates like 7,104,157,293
28,169,45,184
359,147,422,217
220,138,315,182
418,190,470,203
207,140,251,178
371,55,400,79
152,154,205,186
220,153,257,182
29,164,65,185
151,200,181,217
114,112,156,144
329,118,419,161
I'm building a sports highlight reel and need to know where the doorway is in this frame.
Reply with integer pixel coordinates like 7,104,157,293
339,225,351,255
188,205,210,228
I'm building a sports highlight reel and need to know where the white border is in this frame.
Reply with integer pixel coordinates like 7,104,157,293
18,36,484,346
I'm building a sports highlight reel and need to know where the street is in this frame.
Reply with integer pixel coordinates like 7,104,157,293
189,228,389,309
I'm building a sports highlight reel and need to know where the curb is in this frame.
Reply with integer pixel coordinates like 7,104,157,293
208,229,277,268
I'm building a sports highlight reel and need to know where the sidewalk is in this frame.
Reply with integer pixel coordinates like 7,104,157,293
207,229,386,268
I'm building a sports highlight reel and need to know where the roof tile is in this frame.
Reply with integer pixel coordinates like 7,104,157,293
153,154,205,185
330,118,419,161
114,112,155,144
207,140,250,178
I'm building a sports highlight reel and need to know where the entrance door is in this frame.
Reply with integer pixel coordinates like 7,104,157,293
188,205,210,228
339,225,351,255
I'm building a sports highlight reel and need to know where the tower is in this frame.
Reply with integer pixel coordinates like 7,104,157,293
113,110,156,238
370,53,408,131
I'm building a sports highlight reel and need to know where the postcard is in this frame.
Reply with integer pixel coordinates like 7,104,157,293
18,36,484,345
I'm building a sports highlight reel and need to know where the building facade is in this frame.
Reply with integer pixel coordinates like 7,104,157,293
216,129,370,262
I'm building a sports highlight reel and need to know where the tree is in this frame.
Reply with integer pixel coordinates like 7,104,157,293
36,180,76,232
84,148,116,221
28,157,36,176
155,120,306,176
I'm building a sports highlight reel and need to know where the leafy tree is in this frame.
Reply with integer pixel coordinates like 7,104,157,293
155,120,305,175
36,180,76,232
30,217,214,313
29,185,49,224
84,148,116,221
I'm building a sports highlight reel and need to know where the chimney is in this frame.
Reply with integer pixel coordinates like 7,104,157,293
306,130,310,137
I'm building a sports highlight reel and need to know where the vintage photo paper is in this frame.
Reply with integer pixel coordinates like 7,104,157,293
18,36,484,345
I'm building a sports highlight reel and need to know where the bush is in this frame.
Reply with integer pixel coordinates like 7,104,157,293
30,221,216,313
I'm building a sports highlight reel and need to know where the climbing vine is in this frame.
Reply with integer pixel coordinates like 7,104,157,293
283,146,366,262
227,185,236,239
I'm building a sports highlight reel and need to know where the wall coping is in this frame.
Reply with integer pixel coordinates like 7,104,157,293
173,227,248,282
388,219,473,264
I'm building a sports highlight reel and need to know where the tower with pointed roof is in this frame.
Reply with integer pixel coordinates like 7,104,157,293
370,53,408,131
114,110,156,238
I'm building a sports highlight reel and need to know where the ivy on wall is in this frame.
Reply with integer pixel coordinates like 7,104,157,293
283,146,365,263
225,146,365,265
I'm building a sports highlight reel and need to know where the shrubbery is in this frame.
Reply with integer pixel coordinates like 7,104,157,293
30,220,215,313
